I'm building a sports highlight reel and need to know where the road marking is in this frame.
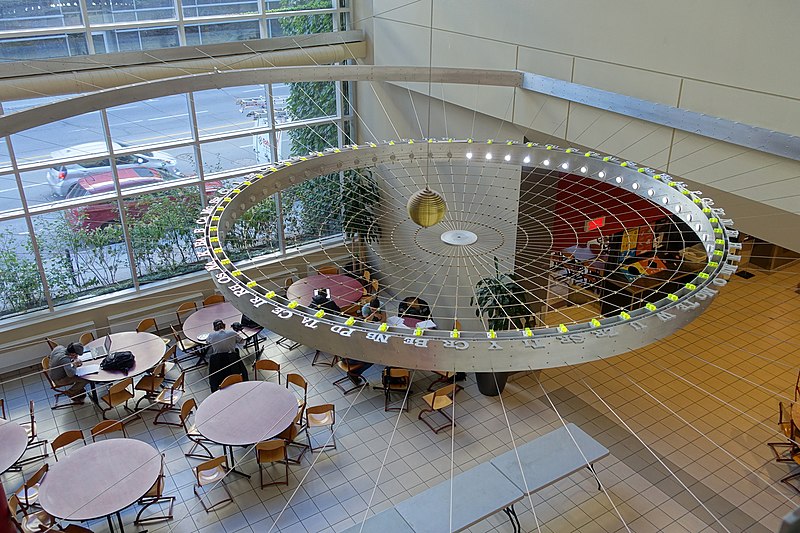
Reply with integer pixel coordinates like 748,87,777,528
239,144,252,148
148,114,189,121
0,182,47,194
241,89,262,93
111,105,139,111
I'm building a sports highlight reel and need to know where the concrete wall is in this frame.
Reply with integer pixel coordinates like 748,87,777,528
354,0,800,251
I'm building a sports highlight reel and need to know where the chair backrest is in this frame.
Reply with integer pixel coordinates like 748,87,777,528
136,317,158,334
24,463,48,491
219,374,243,389
254,359,280,379
306,404,335,426
277,409,303,441
171,372,186,394
0,398,5,419
52,429,85,459
202,294,225,307
41,357,58,388
45,337,58,350
195,456,227,482
317,265,339,275
434,383,457,400
162,345,177,366
109,377,134,396
79,331,95,345
284,277,294,289
383,368,410,388
286,373,307,404
363,270,371,282
780,401,795,439
27,400,35,431
256,439,286,462
176,301,197,326
180,397,197,428
91,420,127,441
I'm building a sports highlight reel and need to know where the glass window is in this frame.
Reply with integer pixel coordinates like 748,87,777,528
107,94,192,145
199,137,260,175
225,195,280,261
185,20,261,46
281,173,342,248
0,227,45,318
0,4,82,31
0,172,22,214
183,0,260,18
266,12,334,38
0,33,88,61
285,121,338,158
93,26,179,54
193,86,262,138
9,111,105,170
33,209,134,307
87,0,176,24
127,184,209,286
264,0,335,12
0,137,10,172
283,81,337,125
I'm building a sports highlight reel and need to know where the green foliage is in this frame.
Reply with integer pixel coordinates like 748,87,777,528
471,257,533,331
342,168,381,244
0,230,45,314
225,196,280,259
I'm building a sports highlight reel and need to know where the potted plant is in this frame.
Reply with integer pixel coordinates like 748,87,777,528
470,257,535,395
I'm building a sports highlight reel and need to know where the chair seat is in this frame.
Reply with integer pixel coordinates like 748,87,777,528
422,391,453,410
21,421,36,438
386,382,409,391
181,338,200,350
15,484,40,504
198,466,225,486
102,389,134,407
337,361,363,373
20,511,54,532
156,388,183,405
136,375,164,392
307,411,333,427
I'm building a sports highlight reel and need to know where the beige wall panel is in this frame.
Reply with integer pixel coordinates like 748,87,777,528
572,58,681,106
681,80,800,137
732,179,800,214
566,103,673,169
514,47,572,139
427,0,800,98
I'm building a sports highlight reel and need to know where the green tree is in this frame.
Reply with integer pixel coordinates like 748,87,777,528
0,230,45,315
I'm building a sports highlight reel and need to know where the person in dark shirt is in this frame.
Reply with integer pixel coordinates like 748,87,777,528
48,342,89,404
311,288,341,313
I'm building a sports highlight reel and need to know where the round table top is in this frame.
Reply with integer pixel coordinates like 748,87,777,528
0,418,28,474
182,302,259,344
792,403,800,430
287,273,364,308
39,439,160,521
196,381,297,446
84,332,165,383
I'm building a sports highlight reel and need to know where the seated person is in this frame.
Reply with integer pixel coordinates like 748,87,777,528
340,357,373,385
206,319,248,392
311,288,341,313
48,342,89,404
361,297,386,323
398,297,435,328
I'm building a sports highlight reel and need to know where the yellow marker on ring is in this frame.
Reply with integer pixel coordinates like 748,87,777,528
619,311,631,320
487,330,497,339
590,318,601,328
523,327,533,337
645,303,657,311
667,294,679,302
414,327,423,336
379,323,389,332
345,317,356,326
557,324,568,333
265,290,275,297
287,301,299,309
314,310,325,318
450,329,460,339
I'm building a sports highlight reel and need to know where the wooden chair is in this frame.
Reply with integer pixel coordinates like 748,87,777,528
18,400,48,466
79,331,95,345
13,463,48,512
283,276,295,294
256,440,289,488
333,359,367,395
170,325,207,370
768,401,798,462
418,383,459,434
202,294,225,307
427,370,462,392
134,453,175,525
253,359,281,384
51,429,86,461
8,494,57,533
317,265,339,275
153,372,185,426
179,398,215,460
45,338,58,350
276,409,310,465
219,374,243,389
134,362,166,409
41,357,74,410
285,373,308,420
193,456,234,512
175,301,197,327
780,448,800,495
100,377,135,420
136,317,171,345
0,397,5,418
382,368,411,412
311,349,338,367
305,404,336,452
90,420,127,442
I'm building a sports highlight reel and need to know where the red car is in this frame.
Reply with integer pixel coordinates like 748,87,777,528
65,168,221,230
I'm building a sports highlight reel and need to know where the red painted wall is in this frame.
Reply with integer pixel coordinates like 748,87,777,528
551,174,670,250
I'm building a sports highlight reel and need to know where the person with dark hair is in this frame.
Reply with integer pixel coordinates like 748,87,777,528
361,297,386,323
48,341,89,404
206,320,248,392
311,288,341,314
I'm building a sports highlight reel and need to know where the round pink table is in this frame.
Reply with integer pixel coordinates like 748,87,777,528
83,332,165,383
0,418,28,474
196,381,297,479
287,273,364,308
182,302,262,355
39,439,160,527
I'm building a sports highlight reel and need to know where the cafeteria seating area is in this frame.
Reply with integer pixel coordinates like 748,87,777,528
1,260,800,532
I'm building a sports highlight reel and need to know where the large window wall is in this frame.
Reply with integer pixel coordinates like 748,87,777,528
0,0,349,60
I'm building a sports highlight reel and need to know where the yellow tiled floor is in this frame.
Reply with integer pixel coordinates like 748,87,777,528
1,260,799,532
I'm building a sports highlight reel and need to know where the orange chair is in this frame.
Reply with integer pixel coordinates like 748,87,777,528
256,440,289,488
51,429,86,461
136,317,170,345
253,359,281,384
13,463,48,511
202,294,225,307
418,383,459,434
41,357,75,410
276,409,310,465
179,398,215,460
193,456,233,512
316,265,339,275
90,420,127,442
305,404,336,452
153,372,185,426
8,494,57,533
175,301,197,327
100,378,135,420
286,373,308,420
219,374,243,389
134,454,175,525
18,400,49,466
79,331,95,345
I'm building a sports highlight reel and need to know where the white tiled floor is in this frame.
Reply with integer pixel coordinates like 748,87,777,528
2,260,799,532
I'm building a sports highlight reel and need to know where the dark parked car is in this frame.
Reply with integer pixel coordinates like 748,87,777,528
65,167,220,230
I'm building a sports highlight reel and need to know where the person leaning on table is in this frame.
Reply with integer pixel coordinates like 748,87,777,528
206,319,248,392
48,342,89,404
